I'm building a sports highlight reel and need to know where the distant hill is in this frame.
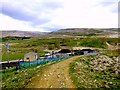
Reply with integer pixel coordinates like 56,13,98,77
1,28,118,38
1,30,48,37
50,28,118,35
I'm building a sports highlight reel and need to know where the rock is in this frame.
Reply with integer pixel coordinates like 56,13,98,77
36,66,40,68
49,73,52,75
49,85,52,88
44,74,46,77
57,74,60,78
44,78,47,80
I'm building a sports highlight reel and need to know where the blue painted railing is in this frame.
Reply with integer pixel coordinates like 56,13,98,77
19,55,69,69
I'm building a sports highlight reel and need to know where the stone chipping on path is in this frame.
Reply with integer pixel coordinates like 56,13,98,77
26,56,81,88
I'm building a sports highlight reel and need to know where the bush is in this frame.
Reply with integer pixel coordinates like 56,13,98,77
79,38,106,48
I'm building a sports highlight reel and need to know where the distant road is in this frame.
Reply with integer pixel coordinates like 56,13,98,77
106,42,119,50
0,59,23,64
73,46,104,50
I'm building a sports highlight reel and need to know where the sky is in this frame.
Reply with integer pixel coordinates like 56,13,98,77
0,0,119,32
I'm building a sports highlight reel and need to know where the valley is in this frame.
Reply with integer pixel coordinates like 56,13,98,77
1,28,119,89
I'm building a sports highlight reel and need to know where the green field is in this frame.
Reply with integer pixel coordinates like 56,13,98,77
1,53,24,61
1,35,119,89
1,51,48,61
1,36,120,61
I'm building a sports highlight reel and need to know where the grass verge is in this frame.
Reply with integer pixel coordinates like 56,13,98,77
1,56,70,89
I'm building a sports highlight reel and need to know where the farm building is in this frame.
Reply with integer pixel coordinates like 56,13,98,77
73,49,99,55
44,51,58,58
58,49,71,53
73,50,83,55
80,49,99,55
58,49,72,56
24,52,38,62
44,53,52,58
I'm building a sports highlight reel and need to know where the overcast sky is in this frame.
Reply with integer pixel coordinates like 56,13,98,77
0,0,119,32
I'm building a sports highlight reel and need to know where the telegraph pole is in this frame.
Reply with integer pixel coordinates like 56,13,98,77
5,39,9,69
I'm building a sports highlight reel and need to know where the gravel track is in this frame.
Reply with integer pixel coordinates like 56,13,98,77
26,56,81,88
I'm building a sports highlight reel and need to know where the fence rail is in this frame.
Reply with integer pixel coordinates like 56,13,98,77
19,55,69,69
0,55,70,70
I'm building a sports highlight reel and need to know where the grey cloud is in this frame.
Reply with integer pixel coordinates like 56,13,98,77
100,2,115,7
41,25,65,31
111,6,118,13
31,19,51,26
42,1,63,10
1,0,63,25
2,4,36,21
100,1,118,13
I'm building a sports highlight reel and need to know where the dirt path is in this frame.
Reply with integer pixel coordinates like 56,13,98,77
26,56,81,88
106,42,118,50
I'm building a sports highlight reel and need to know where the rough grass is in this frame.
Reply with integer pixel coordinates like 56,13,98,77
103,49,120,57
69,55,120,89
78,38,107,48
1,51,48,61
2,37,119,56
1,64,44,89
1,53,24,61
1,56,70,89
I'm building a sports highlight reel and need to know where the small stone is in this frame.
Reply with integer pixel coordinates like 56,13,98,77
37,75,40,76
57,75,60,78
49,85,52,88
49,73,52,75
109,82,113,84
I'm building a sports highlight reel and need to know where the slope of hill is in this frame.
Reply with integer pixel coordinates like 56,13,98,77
1,28,118,38
1,30,48,37
50,28,118,35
